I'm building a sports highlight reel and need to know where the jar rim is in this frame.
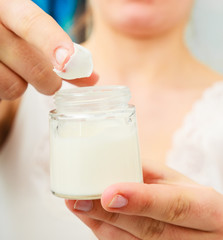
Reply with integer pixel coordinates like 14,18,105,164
53,85,131,114
55,85,129,98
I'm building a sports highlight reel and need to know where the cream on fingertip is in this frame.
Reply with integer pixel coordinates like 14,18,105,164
53,43,93,80
55,47,69,66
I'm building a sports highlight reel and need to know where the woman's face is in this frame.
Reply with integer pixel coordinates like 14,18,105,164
90,0,194,37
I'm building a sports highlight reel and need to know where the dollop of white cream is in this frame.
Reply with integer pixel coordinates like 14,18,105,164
53,43,93,80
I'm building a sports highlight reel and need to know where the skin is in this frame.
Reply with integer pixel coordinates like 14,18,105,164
65,0,223,239
66,164,223,240
89,0,194,38
1,0,223,239
85,0,222,164
0,0,98,148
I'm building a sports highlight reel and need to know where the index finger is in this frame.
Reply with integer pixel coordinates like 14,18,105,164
0,0,73,69
101,182,223,232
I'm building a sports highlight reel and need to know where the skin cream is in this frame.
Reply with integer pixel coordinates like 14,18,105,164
49,86,143,200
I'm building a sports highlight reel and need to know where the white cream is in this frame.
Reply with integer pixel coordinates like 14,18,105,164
50,119,143,199
53,43,93,80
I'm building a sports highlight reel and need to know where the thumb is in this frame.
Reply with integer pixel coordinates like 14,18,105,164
101,182,223,232
0,0,73,70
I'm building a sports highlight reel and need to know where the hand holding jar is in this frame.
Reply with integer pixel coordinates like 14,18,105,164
65,164,223,240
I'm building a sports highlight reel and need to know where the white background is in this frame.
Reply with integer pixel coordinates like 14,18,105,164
186,0,223,74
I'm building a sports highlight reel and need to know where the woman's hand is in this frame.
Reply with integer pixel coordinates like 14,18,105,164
66,164,223,240
0,0,98,100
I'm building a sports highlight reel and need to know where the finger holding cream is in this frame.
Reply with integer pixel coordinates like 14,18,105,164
53,43,94,80
0,0,74,70
64,72,99,87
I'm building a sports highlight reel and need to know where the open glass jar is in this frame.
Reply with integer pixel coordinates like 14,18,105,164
49,86,143,200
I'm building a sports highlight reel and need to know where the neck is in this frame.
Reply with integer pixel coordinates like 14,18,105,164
85,20,195,87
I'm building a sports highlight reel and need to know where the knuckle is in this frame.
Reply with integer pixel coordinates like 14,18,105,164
30,62,50,81
12,39,33,59
3,80,27,100
105,212,120,224
19,10,44,38
93,222,115,240
138,198,154,216
88,219,102,232
137,218,165,239
165,194,191,222
29,62,55,94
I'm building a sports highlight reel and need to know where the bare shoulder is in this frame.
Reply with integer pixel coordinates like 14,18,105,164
189,58,223,89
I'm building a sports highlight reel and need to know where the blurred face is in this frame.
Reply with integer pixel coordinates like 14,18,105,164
90,0,194,37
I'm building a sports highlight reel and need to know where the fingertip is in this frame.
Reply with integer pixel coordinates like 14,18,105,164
65,199,76,212
53,43,74,70
101,182,146,210
101,184,123,209
89,71,100,83
64,71,99,87
101,186,129,211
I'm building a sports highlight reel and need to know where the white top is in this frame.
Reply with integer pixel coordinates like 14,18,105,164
0,83,97,240
53,43,93,80
1,81,223,239
167,81,223,194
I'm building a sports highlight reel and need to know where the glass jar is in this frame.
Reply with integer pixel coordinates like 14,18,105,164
49,86,143,200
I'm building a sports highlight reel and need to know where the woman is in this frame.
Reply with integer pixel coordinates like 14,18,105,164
0,0,223,240
79,0,222,177
65,0,223,239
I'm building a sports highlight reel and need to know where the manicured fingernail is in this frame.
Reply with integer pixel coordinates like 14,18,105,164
55,47,69,66
108,195,128,208
74,200,93,212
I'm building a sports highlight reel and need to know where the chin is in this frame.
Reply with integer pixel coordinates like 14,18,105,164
108,3,173,37
114,15,173,38
101,0,191,38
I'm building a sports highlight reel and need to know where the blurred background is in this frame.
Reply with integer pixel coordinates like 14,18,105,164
186,0,223,74
32,0,223,74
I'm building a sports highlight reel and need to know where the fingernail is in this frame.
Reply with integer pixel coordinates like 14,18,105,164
108,195,128,208
55,47,69,66
74,200,93,212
